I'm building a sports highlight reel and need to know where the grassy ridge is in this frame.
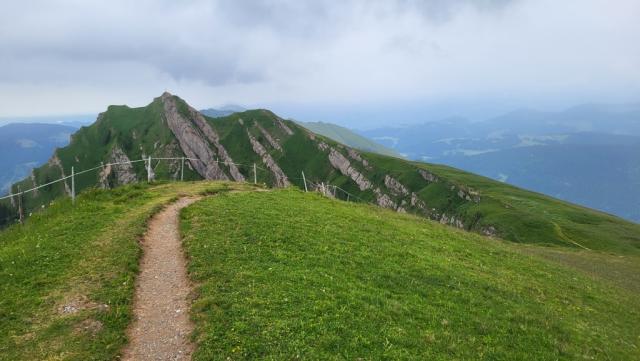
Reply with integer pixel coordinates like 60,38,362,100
297,121,402,158
180,190,640,360
4,94,639,256
414,162,640,254
0,181,258,361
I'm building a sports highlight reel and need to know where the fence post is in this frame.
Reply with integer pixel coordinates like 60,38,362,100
71,166,75,204
181,157,185,181
17,185,24,224
147,156,152,183
253,163,257,184
301,171,308,192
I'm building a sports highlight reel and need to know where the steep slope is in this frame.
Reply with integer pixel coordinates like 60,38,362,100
359,105,640,222
3,93,639,255
443,142,640,222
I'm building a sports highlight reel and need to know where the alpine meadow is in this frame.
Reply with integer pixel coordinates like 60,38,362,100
1,1,639,360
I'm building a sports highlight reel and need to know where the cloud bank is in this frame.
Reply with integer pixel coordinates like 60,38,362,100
0,0,638,124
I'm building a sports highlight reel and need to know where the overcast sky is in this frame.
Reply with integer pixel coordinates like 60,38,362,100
1,0,639,127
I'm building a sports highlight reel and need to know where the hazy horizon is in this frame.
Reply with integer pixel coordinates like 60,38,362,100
1,0,639,128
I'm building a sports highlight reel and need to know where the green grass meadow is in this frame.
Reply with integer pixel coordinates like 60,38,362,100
0,181,258,360
1,182,639,360
180,189,640,360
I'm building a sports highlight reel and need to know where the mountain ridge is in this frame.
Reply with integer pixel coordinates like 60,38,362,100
3,93,639,255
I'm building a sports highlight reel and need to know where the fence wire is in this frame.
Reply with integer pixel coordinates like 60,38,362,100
0,153,391,228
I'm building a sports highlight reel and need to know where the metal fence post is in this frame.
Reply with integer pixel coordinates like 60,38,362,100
147,156,152,183
253,163,257,184
181,157,185,181
301,171,308,192
17,185,24,224
71,166,75,204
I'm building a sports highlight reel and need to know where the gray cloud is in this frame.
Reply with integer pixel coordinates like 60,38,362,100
0,0,638,120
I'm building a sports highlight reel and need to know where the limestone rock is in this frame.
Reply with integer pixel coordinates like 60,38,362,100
327,149,372,191
418,169,438,182
48,154,71,195
160,93,229,181
275,117,294,135
373,188,397,209
98,147,138,188
188,101,245,182
247,131,290,187
384,175,409,196
256,123,283,151
439,214,465,229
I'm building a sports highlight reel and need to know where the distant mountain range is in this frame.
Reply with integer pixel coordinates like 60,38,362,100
0,114,95,128
360,103,640,222
0,123,75,194
200,105,248,118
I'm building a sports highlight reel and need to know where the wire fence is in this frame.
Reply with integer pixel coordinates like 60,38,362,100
0,155,374,226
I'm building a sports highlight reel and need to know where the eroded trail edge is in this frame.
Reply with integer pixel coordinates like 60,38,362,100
122,197,200,361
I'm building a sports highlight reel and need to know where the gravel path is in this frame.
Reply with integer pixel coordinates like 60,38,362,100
122,197,200,361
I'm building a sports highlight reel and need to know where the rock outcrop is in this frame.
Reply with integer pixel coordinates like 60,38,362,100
111,147,137,185
189,105,245,182
247,131,290,187
160,92,229,181
99,147,138,188
327,149,372,191
456,187,481,203
347,149,371,169
482,226,498,237
317,142,329,151
439,214,465,229
418,169,438,182
256,123,283,151
410,192,426,209
373,188,397,209
275,116,294,135
384,175,409,196
48,154,71,195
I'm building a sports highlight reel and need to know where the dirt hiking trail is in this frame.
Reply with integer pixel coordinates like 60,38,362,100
122,197,200,361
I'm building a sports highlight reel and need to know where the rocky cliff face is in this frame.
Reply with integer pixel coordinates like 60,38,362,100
247,131,290,187
161,92,229,181
327,148,372,191
48,154,71,195
256,123,283,152
188,104,245,182
98,146,137,188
